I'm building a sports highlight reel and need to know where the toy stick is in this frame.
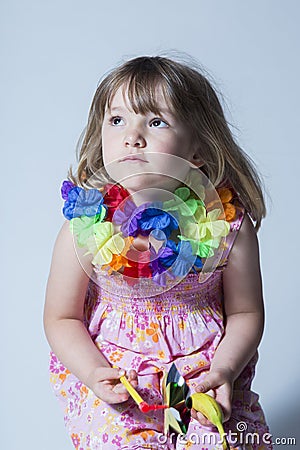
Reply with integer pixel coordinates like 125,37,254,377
115,367,167,413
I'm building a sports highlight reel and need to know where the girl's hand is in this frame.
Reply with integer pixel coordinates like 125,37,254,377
86,367,138,404
191,368,234,425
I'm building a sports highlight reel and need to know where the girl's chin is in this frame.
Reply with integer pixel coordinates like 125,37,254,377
121,174,182,194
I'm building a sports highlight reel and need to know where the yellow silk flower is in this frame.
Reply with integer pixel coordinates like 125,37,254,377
102,236,133,273
186,207,230,241
85,221,126,266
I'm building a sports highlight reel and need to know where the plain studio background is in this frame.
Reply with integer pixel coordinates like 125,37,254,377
1,1,299,448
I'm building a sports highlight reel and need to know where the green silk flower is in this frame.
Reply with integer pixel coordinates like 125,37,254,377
85,221,125,265
69,206,107,247
163,186,205,217
179,208,230,258
182,237,221,258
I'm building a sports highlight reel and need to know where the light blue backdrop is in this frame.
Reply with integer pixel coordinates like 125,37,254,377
1,1,299,448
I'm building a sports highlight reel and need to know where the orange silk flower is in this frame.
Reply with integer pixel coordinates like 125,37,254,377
216,187,236,222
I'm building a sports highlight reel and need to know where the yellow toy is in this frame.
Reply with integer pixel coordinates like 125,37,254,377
117,363,229,449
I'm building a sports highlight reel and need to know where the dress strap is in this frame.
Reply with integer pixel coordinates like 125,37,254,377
221,200,246,266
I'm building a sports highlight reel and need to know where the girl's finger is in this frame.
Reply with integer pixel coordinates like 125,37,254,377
196,411,215,428
191,408,198,420
127,369,138,381
101,391,129,404
95,367,125,382
112,384,127,394
95,384,129,404
191,408,207,423
191,408,215,428
196,373,221,393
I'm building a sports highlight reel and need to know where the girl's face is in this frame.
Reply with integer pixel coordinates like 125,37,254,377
101,85,201,196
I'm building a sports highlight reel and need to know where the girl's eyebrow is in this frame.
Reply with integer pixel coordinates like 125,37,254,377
107,105,174,117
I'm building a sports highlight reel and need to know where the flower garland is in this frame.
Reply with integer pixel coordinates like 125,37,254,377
61,180,236,285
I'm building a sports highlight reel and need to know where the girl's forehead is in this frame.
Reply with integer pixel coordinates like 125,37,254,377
106,83,173,115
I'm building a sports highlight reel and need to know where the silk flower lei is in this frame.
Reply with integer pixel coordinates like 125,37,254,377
61,180,236,285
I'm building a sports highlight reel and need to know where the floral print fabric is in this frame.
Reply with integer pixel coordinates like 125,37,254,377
49,204,272,449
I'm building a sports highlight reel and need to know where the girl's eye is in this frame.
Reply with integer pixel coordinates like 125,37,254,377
150,118,168,128
110,116,124,126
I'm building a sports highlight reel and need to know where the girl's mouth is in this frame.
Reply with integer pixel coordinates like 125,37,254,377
119,154,148,163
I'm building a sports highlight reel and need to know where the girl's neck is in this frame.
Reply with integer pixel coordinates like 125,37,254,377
125,182,183,206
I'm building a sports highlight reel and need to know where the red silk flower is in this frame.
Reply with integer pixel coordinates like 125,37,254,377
103,184,130,221
123,248,152,284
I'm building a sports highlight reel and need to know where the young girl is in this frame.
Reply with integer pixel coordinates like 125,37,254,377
44,56,272,450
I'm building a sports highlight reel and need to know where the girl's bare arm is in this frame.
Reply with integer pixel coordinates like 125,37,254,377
211,213,264,379
194,214,265,422
44,221,136,403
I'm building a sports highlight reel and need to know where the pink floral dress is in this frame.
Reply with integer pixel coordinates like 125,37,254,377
49,204,272,450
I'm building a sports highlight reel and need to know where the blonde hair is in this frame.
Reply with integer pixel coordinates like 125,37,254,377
69,55,266,229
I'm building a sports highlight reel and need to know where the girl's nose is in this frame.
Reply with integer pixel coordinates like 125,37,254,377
124,130,146,148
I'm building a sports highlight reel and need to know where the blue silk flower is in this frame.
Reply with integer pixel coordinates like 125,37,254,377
137,204,179,239
159,240,203,277
63,186,105,220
